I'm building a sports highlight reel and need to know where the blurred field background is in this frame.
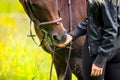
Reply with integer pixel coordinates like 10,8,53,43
0,0,77,80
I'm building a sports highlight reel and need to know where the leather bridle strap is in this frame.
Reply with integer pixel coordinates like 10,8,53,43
62,0,73,80
37,17,62,26
27,21,46,46
24,0,62,47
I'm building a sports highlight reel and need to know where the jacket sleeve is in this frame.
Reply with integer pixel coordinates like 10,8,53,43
69,18,88,40
93,1,118,67
118,5,120,35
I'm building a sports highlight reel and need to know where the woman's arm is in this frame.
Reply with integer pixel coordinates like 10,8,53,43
93,0,118,68
69,18,88,40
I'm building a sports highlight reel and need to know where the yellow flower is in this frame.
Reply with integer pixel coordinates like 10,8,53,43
0,15,15,27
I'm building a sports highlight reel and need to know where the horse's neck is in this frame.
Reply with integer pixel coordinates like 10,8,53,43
58,0,87,32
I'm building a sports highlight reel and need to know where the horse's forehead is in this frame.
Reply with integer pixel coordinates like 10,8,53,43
30,0,57,9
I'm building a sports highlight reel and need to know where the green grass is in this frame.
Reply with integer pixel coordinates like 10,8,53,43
0,0,77,80
0,13,58,80
0,0,24,13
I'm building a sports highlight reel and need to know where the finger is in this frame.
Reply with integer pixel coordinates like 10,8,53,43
91,69,103,77
95,70,101,76
91,67,99,76
96,68,103,76
99,69,103,75
91,69,99,76
57,44,66,47
91,64,104,76
94,70,98,76
91,68,95,76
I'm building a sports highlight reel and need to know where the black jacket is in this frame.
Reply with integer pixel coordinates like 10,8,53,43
70,0,120,67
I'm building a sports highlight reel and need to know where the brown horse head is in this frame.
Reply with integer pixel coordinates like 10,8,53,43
20,0,87,80
19,0,67,44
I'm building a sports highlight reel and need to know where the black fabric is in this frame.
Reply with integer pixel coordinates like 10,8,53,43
82,39,105,80
82,40,120,80
93,53,108,68
77,0,120,80
104,63,120,80
69,18,88,40
104,48,120,80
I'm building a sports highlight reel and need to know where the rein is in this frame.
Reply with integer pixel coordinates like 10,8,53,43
62,0,73,80
49,0,73,80
23,0,73,80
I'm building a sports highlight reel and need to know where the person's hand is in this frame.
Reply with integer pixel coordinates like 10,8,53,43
91,64,103,77
57,34,73,47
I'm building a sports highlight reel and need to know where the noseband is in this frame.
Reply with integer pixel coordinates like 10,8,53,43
38,17,62,26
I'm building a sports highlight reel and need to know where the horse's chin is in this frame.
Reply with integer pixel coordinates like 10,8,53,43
56,38,67,44
51,40,66,47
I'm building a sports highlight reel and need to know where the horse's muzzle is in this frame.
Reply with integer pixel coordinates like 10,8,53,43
52,30,67,44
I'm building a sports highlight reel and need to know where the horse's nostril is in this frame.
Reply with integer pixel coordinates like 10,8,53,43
53,35,59,42
53,34,67,43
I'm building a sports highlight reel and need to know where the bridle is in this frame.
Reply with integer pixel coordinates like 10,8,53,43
23,0,62,47
27,17,62,47
23,0,73,80
37,17,62,26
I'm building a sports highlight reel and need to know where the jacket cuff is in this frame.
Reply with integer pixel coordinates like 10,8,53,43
69,27,82,41
69,25,87,41
93,53,108,68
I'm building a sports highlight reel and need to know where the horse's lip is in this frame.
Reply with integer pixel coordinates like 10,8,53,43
56,40,66,45
52,38,65,44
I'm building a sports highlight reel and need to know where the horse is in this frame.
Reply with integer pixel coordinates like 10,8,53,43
19,0,87,80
